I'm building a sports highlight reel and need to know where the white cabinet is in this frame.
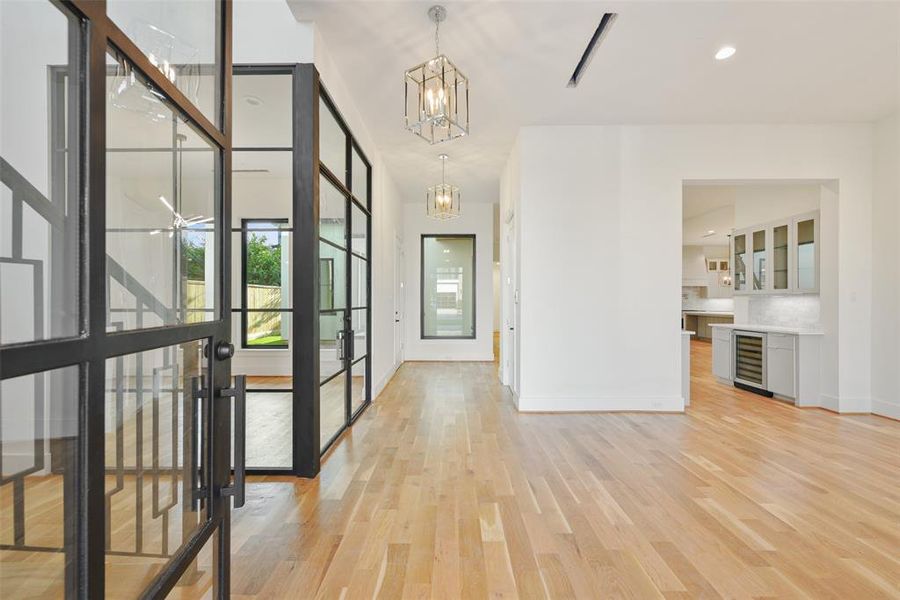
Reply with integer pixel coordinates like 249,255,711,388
682,246,708,286
712,328,732,380
766,334,796,398
710,327,820,404
705,256,733,298
732,210,819,296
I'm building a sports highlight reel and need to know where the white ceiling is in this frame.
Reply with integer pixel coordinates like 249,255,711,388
289,1,899,205
683,185,736,246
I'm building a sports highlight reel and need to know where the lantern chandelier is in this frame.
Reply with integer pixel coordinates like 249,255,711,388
426,154,461,220
404,5,470,145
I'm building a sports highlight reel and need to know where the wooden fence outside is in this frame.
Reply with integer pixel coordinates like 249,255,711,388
185,281,285,338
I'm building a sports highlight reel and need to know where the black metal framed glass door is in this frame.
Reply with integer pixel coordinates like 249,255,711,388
0,1,238,598
317,88,372,458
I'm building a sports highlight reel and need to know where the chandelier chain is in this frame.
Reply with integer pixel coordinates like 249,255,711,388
435,18,440,56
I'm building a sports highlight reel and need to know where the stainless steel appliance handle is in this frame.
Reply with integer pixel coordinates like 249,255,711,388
221,375,246,508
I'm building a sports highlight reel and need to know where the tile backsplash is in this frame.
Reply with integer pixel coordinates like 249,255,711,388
747,295,820,329
682,287,735,312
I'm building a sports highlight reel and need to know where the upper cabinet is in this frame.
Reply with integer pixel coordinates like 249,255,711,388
732,210,820,295
795,213,819,292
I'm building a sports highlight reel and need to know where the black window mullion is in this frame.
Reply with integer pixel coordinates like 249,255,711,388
344,189,352,430
83,6,108,596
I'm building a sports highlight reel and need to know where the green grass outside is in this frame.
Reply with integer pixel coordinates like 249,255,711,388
248,335,288,347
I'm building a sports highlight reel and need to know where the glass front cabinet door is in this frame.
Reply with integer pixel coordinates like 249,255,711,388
733,233,747,292
772,222,791,292
795,213,819,292
751,228,767,291
732,210,819,295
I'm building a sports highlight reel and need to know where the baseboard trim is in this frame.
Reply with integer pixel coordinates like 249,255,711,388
517,395,684,413
820,394,840,412
403,355,495,362
872,399,900,421
373,362,402,401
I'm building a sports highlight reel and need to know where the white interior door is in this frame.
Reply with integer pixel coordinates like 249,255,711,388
393,234,404,367
504,216,519,396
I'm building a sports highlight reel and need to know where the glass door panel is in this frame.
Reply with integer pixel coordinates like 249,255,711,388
773,224,789,291
733,234,747,292
797,217,816,291
319,98,347,181
164,528,216,599
0,366,80,598
0,1,81,345
320,372,347,451
106,49,219,331
320,311,344,382
104,340,209,598
351,357,367,416
107,0,222,128
752,229,766,291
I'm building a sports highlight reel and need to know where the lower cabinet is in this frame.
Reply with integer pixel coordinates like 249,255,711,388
710,328,819,404
767,334,796,398
712,328,732,380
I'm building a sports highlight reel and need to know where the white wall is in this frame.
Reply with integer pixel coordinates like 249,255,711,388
492,263,501,332
503,124,874,413
403,203,494,361
313,32,406,397
232,3,405,397
871,113,900,419
234,0,314,63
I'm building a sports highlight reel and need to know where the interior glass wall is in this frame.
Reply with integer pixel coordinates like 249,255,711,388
230,68,372,471
318,92,371,454
232,69,293,471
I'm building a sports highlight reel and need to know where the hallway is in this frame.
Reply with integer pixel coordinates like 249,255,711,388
216,360,900,599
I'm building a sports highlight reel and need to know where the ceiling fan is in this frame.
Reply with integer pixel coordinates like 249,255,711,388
150,195,213,237
148,132,213,238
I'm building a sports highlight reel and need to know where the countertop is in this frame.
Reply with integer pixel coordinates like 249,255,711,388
681,330,696,335
681,311,735,317
709,323,824,336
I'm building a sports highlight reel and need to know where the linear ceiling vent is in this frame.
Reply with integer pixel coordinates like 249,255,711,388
567,13,617,88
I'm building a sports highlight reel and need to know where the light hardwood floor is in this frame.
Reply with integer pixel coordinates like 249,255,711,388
3,343,898,598
217,342,900,599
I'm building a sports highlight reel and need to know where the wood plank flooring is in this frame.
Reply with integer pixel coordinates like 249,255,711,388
218,343,900,599
3,342,898,598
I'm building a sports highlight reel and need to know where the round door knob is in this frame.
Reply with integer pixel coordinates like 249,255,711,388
215,341,235,361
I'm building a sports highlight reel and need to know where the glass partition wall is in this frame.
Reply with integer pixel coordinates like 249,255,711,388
232,66,372,476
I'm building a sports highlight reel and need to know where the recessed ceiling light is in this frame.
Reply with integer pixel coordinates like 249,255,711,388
707,229,716,235
243,94,263,107
715,46,736,61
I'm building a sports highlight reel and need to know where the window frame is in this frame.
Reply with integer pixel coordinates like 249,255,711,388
240,217,290,349
420,234,477,340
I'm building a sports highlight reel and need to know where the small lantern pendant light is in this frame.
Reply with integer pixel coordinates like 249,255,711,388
405,5,470,145
426,154,461,219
